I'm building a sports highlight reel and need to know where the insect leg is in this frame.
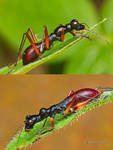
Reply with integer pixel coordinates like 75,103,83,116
95,87,113,100
60,29,64,41
25,32,40,55
58,24,65,41
72,99,92,111
39,117,55,136
67,90,74,96
44,25,49,49
65,96,77,115
70,31,90,39
32,118,48,143
74,29,87,34
8,29,40,73
28,28,38,43
8,33,27,73
49,117,54,131
96,87,113,92
39,27,46,54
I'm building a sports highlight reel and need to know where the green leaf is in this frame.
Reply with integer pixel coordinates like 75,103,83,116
6,90,113,150
0,18,107,74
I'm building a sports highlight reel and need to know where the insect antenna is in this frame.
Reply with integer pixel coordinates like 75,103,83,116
82,23,109,44
87,29,109,44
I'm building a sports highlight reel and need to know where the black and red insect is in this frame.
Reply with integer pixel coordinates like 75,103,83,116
8,19,89,73
24,87,111,142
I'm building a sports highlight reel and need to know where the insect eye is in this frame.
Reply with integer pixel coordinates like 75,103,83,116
71,19,78,26
29,119,32,123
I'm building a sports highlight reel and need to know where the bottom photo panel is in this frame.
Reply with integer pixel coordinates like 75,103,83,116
1,75,113,150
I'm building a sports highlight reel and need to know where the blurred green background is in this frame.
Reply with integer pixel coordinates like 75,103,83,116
0,0,113,74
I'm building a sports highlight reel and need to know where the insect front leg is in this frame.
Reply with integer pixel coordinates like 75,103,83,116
39,115,55,137
32,118,48,144
70,30,90,39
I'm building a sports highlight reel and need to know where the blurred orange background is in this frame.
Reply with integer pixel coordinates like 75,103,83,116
1,75,113,150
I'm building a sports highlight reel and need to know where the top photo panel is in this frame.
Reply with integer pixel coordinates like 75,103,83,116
0,0,112,74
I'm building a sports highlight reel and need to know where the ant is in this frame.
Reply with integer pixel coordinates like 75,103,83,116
8,19,89,73
24,87,112,143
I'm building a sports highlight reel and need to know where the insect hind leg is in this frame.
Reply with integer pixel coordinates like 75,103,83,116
96,87,113,92
8,28,39,74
